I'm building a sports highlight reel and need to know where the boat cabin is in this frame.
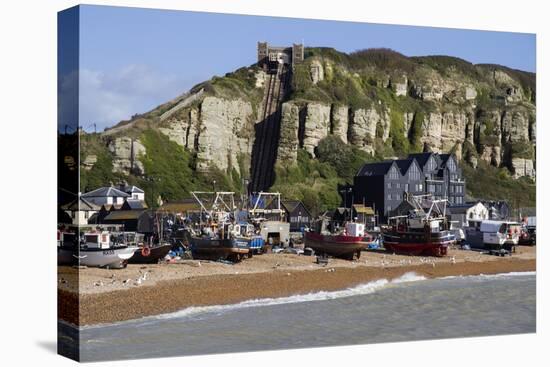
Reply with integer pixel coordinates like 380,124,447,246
82,231,111,249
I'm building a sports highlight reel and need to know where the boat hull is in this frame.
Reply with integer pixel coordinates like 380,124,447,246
190,237,249,261
128,243,172,264
304,232,365,259
78,246,138,269
382,231,453,256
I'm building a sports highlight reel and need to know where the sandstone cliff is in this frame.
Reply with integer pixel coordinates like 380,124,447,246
82,48,536,188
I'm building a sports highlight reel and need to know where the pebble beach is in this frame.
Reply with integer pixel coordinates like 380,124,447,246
58,246,536,326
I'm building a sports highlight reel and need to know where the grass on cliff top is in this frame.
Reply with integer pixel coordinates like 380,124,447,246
461,161,535,208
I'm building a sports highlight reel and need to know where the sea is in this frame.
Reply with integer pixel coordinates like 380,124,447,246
59,271,536,362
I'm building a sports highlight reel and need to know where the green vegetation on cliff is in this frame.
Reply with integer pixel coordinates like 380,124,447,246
461,162,535,208
271,136,376,215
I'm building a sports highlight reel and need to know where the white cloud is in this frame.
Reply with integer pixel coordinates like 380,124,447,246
79,64,193,131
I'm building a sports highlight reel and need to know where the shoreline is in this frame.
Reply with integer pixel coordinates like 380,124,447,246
59,252,536,326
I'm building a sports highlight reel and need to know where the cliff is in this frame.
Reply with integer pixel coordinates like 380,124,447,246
80,48,536,209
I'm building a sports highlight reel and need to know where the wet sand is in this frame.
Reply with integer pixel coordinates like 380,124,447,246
58,246,536,326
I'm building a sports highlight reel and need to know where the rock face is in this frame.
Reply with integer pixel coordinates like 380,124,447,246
108,137,145,175
331,105,349,143
419,111,470,154
82,155,97,171
310,59,324,84
349,107,390,154
302,103,331,157
277,102,300,163
511,158,535,178
161,96,255,174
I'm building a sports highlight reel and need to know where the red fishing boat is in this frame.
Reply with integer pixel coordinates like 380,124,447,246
305,220,366,260
382,195,453,256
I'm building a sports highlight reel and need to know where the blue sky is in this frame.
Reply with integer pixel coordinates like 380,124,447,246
77,5,536,131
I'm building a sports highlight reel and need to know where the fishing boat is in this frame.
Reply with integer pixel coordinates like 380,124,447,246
78,230,138,268
190,222,250,261
116,232,172,264
232,222,265,255
465,220,521,251
304,220,366,260
188,191,251,261
382,195,454,256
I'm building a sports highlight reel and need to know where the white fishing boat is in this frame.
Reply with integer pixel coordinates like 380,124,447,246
465,220,521,251
79,230,138,268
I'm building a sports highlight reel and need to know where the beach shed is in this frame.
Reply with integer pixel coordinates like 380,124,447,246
281,200,311,232
102,209,154,234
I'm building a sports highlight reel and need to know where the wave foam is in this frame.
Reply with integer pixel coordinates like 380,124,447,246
152,272,425,322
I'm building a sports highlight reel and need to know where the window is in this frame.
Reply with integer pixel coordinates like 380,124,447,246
387,183,391,188
389,166,400,180
133,194,139,199
387,194,391,200
405,183,409,192
448,157,456,172
450,185,454,194
419,184,423,191
396,183,400,189
409,163,420,180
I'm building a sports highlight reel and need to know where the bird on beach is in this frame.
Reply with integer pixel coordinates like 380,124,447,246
451,256,456,264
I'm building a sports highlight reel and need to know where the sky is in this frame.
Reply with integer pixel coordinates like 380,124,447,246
75,5,536,131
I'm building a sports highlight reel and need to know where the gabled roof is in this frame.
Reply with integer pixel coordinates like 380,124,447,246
407,153,435,168
82,186,130,198
357,161,396,176
281,200,309,215
122,199,148,210
61,196,101,211
394,158,417,175
439,154,452,165
119,184,144,194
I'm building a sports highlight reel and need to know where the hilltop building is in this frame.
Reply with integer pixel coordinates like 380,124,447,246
353,152,465,222
257,42,304,72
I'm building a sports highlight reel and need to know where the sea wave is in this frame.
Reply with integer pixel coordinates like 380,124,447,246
440,271,536,280
79,271,535,330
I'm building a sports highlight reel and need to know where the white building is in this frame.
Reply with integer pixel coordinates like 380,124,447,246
118,182,145,202
81,186,130,206
448,201,489,228
62,196,101,225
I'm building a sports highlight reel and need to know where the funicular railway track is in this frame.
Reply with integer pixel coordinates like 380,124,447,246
250,63,289,192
